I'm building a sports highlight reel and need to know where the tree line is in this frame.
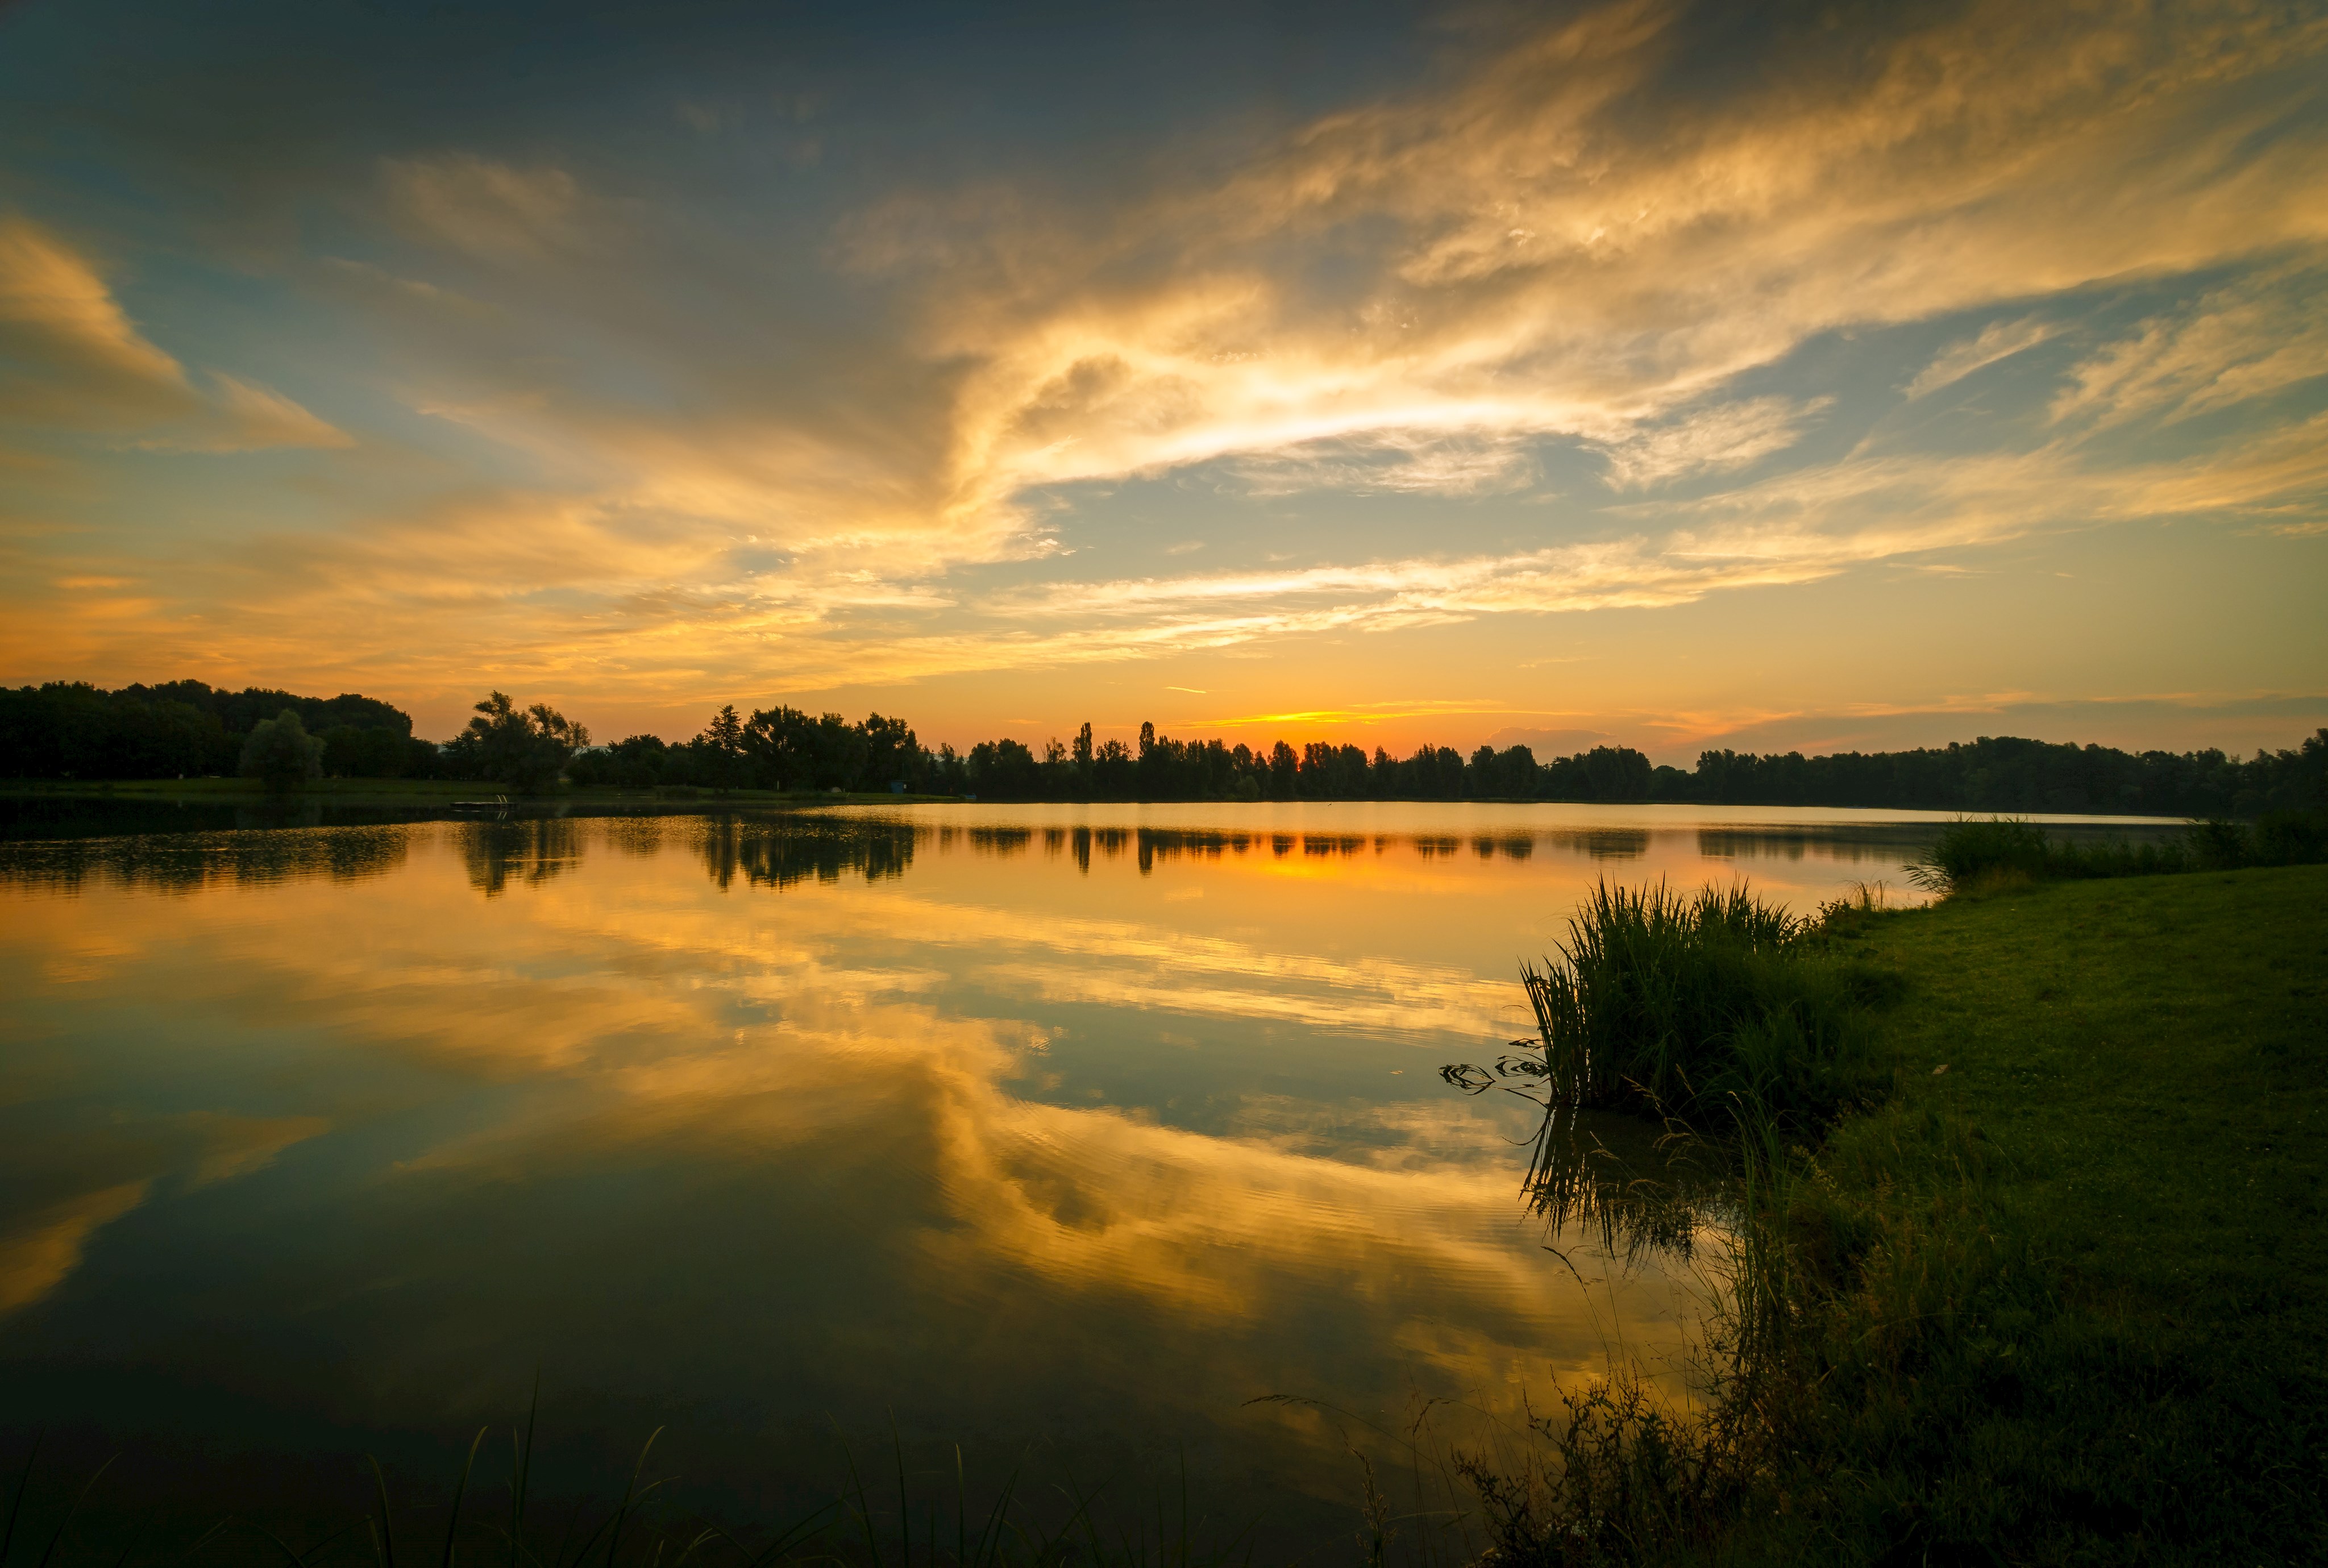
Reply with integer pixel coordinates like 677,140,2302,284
0,680,427,780
3,679,2322,817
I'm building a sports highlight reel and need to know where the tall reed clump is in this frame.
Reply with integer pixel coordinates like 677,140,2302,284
1510,881,1890,1130
1435,884,1906,1563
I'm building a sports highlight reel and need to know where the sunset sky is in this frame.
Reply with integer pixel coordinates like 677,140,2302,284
1,0,2322,759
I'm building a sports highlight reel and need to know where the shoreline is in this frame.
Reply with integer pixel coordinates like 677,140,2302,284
0,776,2207,823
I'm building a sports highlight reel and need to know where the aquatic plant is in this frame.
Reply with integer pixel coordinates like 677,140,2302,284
1444,881,1886,1134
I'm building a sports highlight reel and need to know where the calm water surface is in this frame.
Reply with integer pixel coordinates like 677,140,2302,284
0,801,2171,1537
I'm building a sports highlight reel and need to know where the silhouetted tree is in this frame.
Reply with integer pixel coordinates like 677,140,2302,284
861,713,920,792
449,692,589,793
567,733,671,789
1268,740,1298,800
239,709,325,792
0,680,419,780
9,675,2325,818
690,704,748,787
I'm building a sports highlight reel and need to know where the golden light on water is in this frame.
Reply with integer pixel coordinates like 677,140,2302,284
0,803,1966,1494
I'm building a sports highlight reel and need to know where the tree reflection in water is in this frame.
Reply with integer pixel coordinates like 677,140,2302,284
696,814,919,891
460,818,584,897
0,823,411,895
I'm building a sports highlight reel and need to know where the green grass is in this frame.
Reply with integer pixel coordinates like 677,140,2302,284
1749,864,2328,1562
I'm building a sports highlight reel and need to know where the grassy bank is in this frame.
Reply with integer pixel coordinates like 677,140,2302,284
1471,863,2328,1563
1753,864,2328,1561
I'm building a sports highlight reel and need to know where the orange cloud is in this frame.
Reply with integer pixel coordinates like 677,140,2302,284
0,217,350,451
0,215,190,423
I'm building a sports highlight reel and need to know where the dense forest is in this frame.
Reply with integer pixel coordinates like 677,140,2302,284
4,680,2323,818
0,680,430,781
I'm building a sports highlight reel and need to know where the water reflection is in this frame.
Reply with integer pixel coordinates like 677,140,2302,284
0,801,2172,1536
1528,1118,1733,1266
936,823,1590,870
0,825,411,893
1697,824,1933,863
697,815,918,891
2,805,2178,906
460,818,583,896
1,824,1641,1534
1442,1037,1728,1268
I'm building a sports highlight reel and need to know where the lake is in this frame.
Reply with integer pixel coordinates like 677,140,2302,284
0,800,2175,1550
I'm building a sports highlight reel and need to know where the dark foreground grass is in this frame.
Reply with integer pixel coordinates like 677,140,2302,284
1462,864,2328,1565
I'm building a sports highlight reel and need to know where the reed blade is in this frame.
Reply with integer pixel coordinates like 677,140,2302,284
442,1426,487,1568
368,1455,397,1568
35,1452,114,1568
1,1432,40,1567
510,1372,539,1568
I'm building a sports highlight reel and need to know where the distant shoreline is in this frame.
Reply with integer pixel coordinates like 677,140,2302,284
0,775,2228,820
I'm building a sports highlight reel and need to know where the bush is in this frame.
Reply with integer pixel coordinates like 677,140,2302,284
2254,809,2328,864
1902,817,2052,891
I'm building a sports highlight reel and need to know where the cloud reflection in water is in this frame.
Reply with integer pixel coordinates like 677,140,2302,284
0,805,1970,1509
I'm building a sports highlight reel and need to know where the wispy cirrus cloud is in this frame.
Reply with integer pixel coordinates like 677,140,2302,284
1904,318,2058,401
2052,264,2328,431
380,156,589,262
1597,397,1830,490
13,389,2322,719
863,0,2328,534
311,0,2328,586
